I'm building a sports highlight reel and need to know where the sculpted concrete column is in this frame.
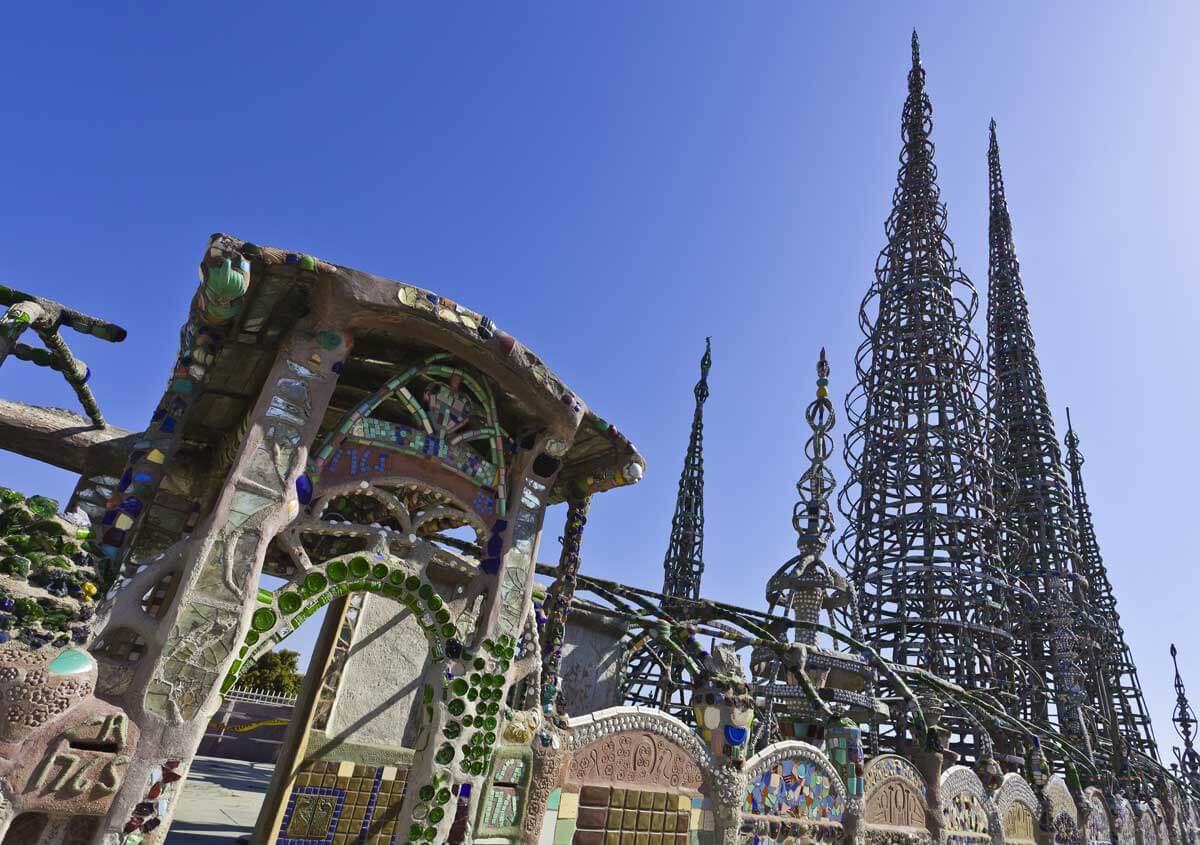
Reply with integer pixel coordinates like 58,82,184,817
95,321,348,844
392,431,562,844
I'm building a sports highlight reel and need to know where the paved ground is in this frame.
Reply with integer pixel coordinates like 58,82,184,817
167,756,272,844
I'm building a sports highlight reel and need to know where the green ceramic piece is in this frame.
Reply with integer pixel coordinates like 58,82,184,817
47,648,94,676
349,557,370,578
405,575,420,591
371,563,388,580
278,592,302,614
251,607,277,632
303,572,327,595
205,257,248,301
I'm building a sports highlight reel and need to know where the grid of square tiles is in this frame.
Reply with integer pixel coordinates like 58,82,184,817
539,784,714,845
280,759,409,845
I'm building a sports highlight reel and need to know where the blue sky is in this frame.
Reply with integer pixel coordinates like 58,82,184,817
2,3,1198,763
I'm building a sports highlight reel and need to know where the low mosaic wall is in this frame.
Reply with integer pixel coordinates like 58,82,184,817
993,774,1037,845
939,766,997,845
1111,796,1136,845
1043,776,1079,845
738,740,849,845
1084,787,1112,845
861,754,930,845
533,708,721,845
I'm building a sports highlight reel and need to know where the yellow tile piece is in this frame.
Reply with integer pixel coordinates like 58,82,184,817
114,513,134,530
146,449,165,464
557,791,579,820
382,766,397,781
337,761,355,779
676,795,690,812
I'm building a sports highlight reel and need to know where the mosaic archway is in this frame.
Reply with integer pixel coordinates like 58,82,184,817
1044,776,1080,845
1085,787,1113,845
861,754,930,844
1111,796,1136,845
994,774,1038,845
941,766,998,845
221,548,454,692
305,351,512,522
740,740,849,844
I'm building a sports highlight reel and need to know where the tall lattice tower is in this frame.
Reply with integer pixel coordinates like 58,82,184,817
986,120,1092,758
661,336,711,600
621,337,711,720
837,33,1017,761
1064,411,1160,765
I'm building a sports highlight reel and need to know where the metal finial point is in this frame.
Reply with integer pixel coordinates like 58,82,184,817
817,347,830,380
1174,643,1180,661
911,29,920,66
701,336,712,374
989,118,998,147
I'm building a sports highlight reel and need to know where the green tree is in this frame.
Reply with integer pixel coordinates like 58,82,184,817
238,649,304,695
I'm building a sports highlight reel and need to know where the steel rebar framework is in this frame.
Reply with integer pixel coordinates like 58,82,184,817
621,337,712,721
837,33,1018,763
986,120,1093,761
1171,644,1200,796
1064,411,1160,766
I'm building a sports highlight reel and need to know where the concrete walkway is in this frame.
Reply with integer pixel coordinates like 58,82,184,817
167,756,272,844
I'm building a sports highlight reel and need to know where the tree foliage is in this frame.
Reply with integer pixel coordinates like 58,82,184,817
239,649,304,695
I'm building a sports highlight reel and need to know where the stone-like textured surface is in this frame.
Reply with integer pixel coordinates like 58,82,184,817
327,593,429,749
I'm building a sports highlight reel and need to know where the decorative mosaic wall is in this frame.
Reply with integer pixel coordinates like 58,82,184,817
994,774,1039,845
1112,796,1136,845
739,743,846,845
1085,788,1112,845
278,760,408,845
1044,777,1079,845
861,754,927,837
939,767,993,845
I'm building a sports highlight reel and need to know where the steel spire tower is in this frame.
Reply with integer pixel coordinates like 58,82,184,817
660,336,711,601
838,32,1017,763
986,120,1092,758
1064,410,1160,763
1171,644,1200,794
621,337,711,721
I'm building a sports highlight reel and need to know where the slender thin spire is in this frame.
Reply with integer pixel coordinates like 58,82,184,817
987,119,1093,761
1171,644,1200,792
621,338,712,724
1064,410,1160,766
661,337,711,601
838,34,1017,764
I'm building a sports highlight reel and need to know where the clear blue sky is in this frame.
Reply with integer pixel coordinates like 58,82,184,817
3,3,1198,762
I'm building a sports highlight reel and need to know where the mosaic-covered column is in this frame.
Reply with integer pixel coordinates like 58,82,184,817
392,432,563,845
540,495,591,713
96,321,349,844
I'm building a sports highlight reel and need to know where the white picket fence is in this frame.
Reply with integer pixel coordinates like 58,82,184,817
223,686,298,706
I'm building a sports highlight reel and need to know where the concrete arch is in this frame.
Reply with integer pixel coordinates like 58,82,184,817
742,739,850,841
1111,796,1136,845
861,754,930,843
562,706,734,842
1137,805,1159,845
1084,786,1113,845
994,773,1038,845
1043,775,1080,845
222,549,455,692
940,765,1000,845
